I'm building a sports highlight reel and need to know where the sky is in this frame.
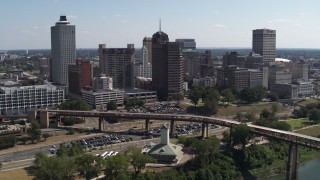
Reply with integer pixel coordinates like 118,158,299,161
1,0,320,50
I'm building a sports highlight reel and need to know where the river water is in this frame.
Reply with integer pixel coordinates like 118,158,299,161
268,157,320,180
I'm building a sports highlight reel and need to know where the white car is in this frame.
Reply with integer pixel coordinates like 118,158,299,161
49,148,56,154
112,152,119,156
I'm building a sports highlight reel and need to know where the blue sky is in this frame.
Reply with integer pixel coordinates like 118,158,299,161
1,0,320,49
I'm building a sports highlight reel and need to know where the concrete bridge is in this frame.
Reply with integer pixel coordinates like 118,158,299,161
32,109,320,180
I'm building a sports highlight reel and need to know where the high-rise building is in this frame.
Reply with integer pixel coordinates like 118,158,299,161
217,66,249,91
93,74,113,91
175,39,196,49
268,64,292,87
222,51,246,68
288,61,309,80
152,25,183,100
182,49,200,77
252,29,276,64
51,15,76,85
98,44,107,74
68,60,92,98
134,45,152,78
100,44,135,89
245,52,264,69
143,37,152,64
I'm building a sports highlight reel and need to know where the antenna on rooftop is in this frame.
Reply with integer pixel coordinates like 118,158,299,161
159,18,161,33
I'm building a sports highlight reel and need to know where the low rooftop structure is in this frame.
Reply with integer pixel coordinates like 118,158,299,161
148,123,183,164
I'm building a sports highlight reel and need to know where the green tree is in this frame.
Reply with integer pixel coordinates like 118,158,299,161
75,154,103,180
28,120,42,143
68,144,84,157
309,108,320,122
125,146,156,174
270,121,291,131
107,101,117,111
221,89,235,104
172,92,184,105
230,123,252,150
56,144,68,157
189,87,201,106
58,100,91,111
42,133,50,141
244,144,274,169
104,155,129,180
33,153,76,180
267,92,279,102
260,109,271,120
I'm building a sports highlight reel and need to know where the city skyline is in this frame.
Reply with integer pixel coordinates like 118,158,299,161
1,0,320,50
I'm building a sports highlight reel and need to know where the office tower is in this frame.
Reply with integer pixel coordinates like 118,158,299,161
93,74,113,91
217,66,249,91
152,24,183,100
51,15,76,85
222,51,246,68
175,39,196,49
98,44,107,74
268,64,292,87
68,60,92,98
252,29,276,64
143,37,152,64
100,44,135,89
182,49,200,77
134,45,152,78
245,52,264,69
288,61,309,80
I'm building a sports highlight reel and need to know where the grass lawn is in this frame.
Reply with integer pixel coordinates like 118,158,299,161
284,118,313,130
0,168,33,180
297,98,320,107
216,103,289,118
296,125,320,137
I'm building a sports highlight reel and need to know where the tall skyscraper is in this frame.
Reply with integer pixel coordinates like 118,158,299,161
134,45,152,78
175,39,196,49
98,44,107,74
100,44,135,89
152,23,183,100
252,29,276,64
51,15,76,85
143,37,152,64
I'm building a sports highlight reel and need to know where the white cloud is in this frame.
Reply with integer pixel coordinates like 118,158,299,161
121,20,127,24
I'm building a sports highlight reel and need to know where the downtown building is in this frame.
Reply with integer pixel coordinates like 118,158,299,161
0,85,64,114
68,60,92,98
99,44,135,89
152,27,184,100
252,29,276,64
51,15,76,85
134,45,152,78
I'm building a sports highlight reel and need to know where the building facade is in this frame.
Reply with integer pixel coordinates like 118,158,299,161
268,65,292,87
68,60,92,98
175,39,196,49
93,74,113,91
51,15,76,85
100,44,135,89
134,46,152,78
0,85,64,114
270,84,298,99
152,29,183,100
143,37,152,64
252,29,276,64
81,89,124,109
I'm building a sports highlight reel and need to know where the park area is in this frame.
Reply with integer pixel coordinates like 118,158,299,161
284,118,313,130
216,103,290,118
